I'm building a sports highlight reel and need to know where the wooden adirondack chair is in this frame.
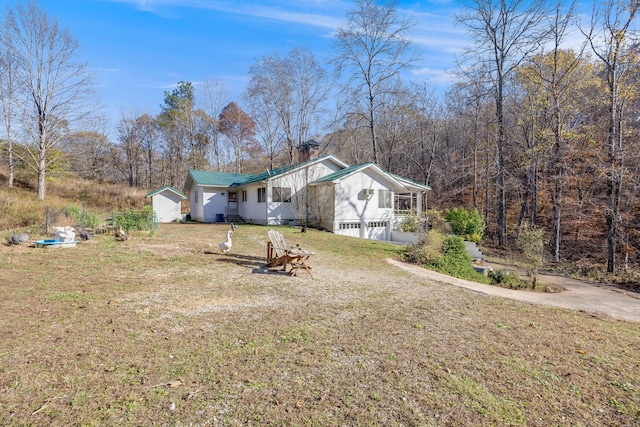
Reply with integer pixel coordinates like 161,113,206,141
266,229,294,268
266,229,314,278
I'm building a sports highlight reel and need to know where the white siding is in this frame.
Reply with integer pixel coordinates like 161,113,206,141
152,192,183,223
202,187,228,222
309,184,335,231
240,183,268,225
307,161,343,181
332,170,393,240
265,161,341,225
334,171,393,221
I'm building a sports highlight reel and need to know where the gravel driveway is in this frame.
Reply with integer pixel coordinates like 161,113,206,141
388,259,640,322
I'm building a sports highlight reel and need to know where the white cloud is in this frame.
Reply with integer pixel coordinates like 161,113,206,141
92,67,122,73
99,0,345,29
412,67,457,85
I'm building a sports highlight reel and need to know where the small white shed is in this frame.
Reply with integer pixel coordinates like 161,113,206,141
145,186,187,223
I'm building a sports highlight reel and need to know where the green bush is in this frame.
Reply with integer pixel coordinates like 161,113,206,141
488,269,526,289
517,223,546,287
398,213,421,232
468,232,483,244
427,236,490,283
61,204,82,222
405,230,446,265
426,209,449,234
445,207,485,243
79,211,100,230
61,203,100,230
114,206,153,231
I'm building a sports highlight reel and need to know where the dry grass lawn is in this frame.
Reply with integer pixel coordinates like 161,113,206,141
1,223,638,426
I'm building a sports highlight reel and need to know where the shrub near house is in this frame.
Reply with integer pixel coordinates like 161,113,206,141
445,207,485,243
405,229,489,284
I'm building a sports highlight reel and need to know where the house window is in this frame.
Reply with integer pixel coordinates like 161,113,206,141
395,194,413,213
378,189,392,208
361,188,375,200
258,187,266,203
194,190,198,203
368,221,388,228
242,190,247,202
272,186,291,203
339,223,361,230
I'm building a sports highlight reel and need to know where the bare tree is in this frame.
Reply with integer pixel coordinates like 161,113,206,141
408,83,445,197
244,89,283,170
375,80,414,172
247,47,329,164
60,129,113,181
517,1,586,262
332,0,419,165
446,78,493,214
0,15,21,188
4,1,96,199
117,113,144,187
218,102,257,173
198,79,229,171
287,47,331,155
456,0,550,246
135,113,159,187
188,109,215,171
247,52,295,164
157,81,196,187
582,0,639,273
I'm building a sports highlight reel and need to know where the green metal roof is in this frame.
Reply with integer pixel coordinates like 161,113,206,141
311,163,375,183
145,185,187,199
312,163,431,192
388,172,431,191
188,170,255,186
188,155,347,188
186,156,428,193
240,155,342,185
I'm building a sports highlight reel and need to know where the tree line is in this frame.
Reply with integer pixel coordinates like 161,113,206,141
1,0,639,273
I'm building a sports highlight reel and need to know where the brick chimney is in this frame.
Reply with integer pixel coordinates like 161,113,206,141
297,140,320,162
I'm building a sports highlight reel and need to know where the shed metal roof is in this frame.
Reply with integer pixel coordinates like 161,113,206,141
145,185,187,199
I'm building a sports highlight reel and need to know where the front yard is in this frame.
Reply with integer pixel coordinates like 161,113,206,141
0,223,638,426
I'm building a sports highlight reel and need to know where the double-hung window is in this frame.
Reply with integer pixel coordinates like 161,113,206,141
378,189,392,209
272,187,291,203
258,187,266,203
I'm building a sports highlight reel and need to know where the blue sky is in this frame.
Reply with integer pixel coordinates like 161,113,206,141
33,0,468,131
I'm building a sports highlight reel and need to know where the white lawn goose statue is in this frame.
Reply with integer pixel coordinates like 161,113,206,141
218,230,233,254
54,226,76,242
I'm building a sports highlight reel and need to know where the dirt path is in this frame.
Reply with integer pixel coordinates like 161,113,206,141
388,259,640,323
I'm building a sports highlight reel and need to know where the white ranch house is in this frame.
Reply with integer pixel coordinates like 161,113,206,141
183,154,430,241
